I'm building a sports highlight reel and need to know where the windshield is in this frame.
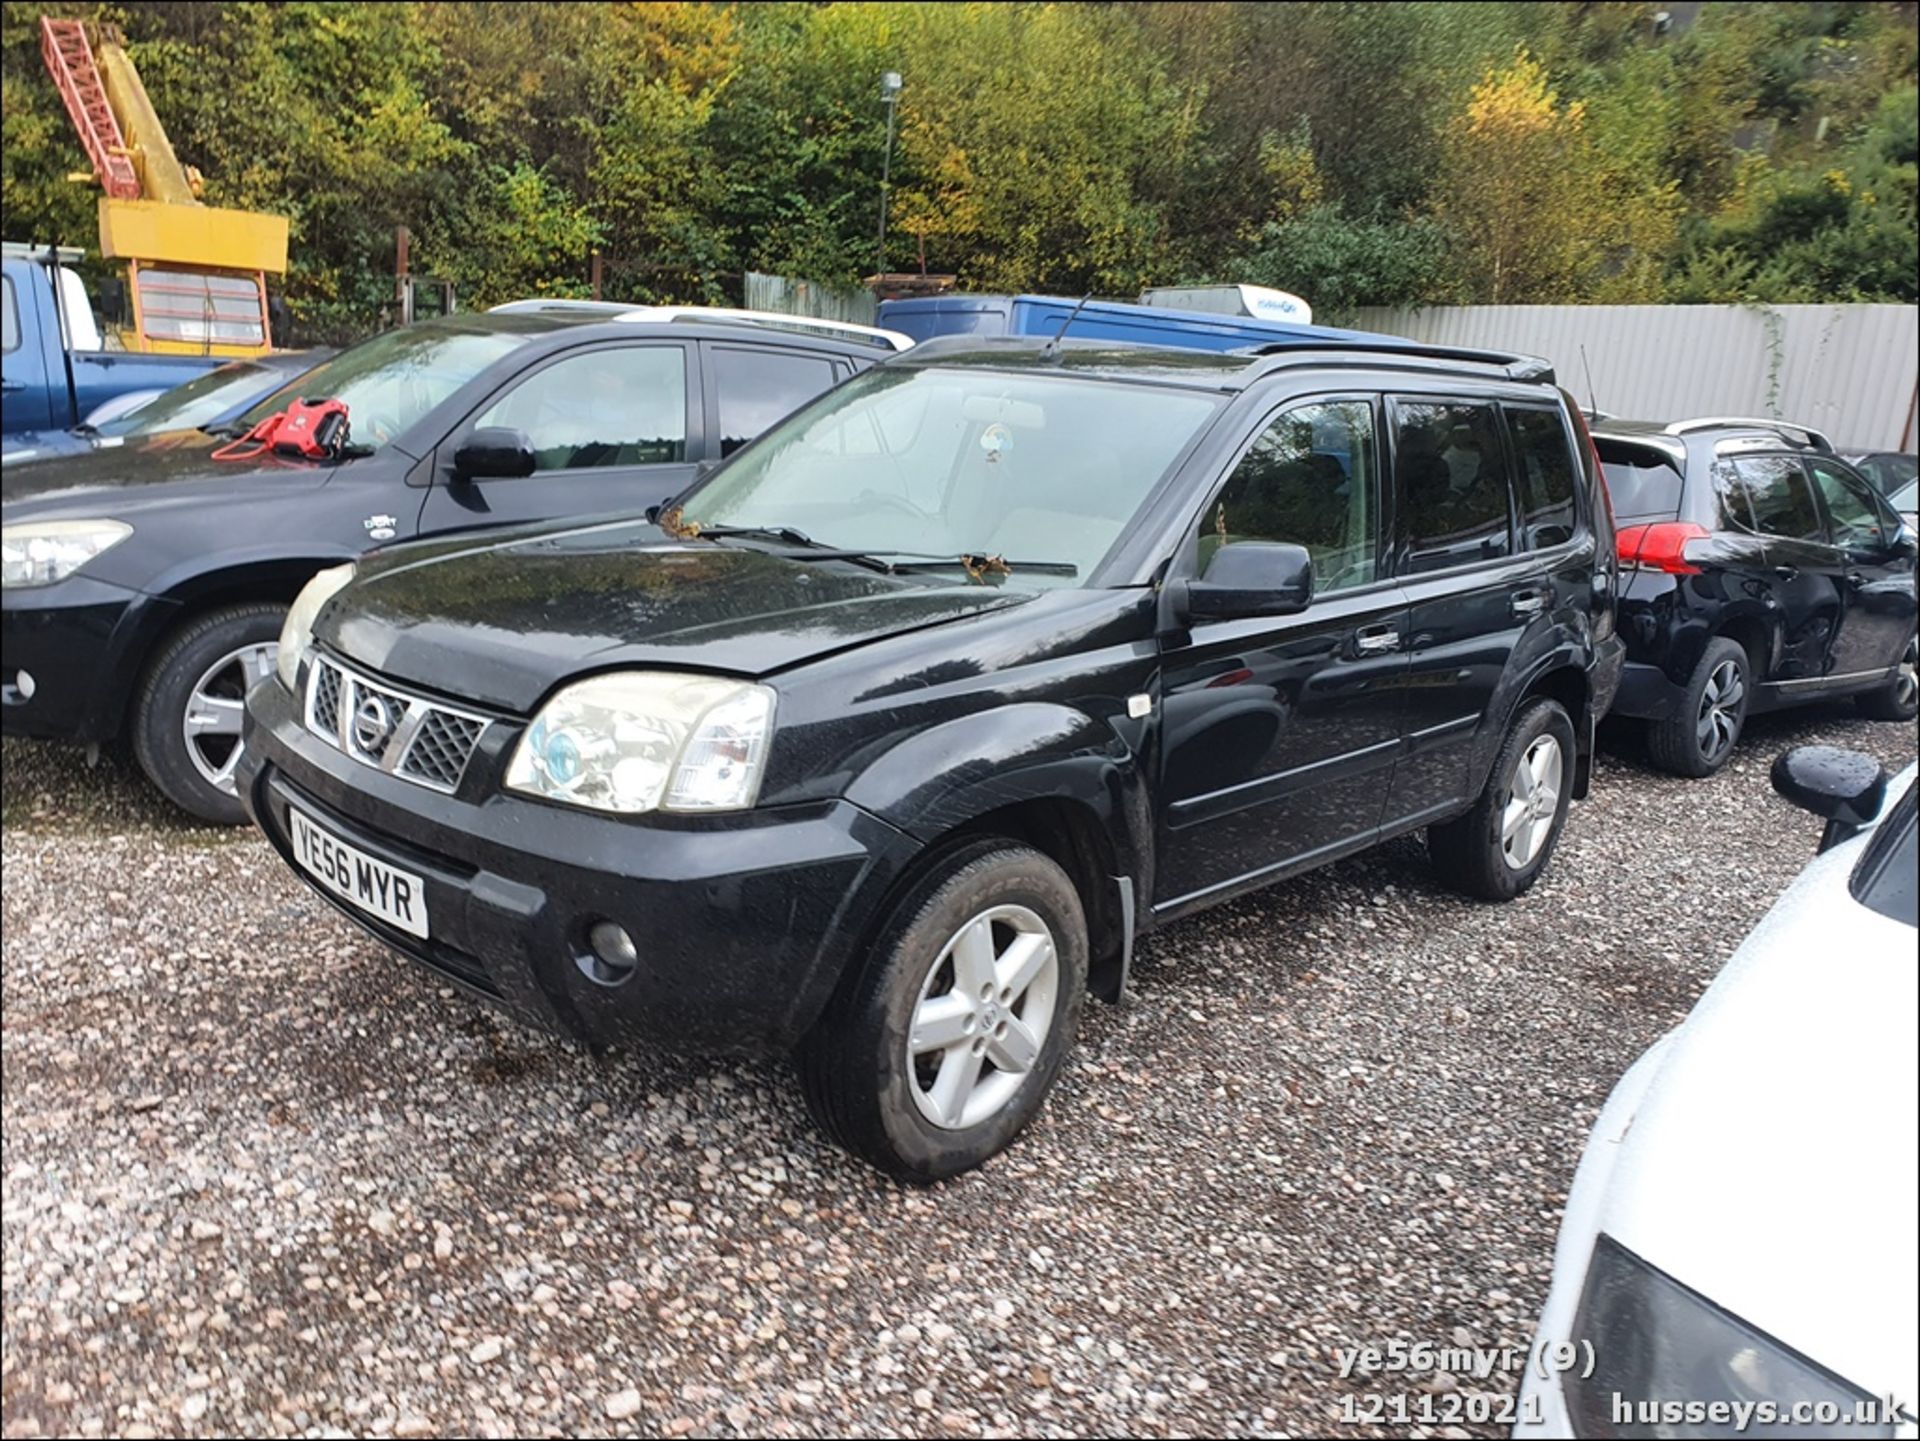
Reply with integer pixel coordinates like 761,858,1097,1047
97,360,279,438
680,365,1222,585
1890,477,1917,515
233,324,530,450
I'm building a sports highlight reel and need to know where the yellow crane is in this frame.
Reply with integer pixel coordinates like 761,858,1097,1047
40,17,289,356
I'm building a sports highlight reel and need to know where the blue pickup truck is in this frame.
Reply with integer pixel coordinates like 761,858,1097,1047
2,245,223,444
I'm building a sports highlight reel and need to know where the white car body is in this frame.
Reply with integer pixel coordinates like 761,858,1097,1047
1518,762,1919,1439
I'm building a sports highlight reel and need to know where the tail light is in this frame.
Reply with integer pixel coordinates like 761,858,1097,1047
1616,521,1711,575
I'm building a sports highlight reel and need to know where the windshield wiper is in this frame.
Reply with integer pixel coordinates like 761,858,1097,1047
884,553,1079,577
658,514,1077,579
691,523,824,547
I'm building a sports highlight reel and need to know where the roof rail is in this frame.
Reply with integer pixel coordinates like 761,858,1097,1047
612,306,914,353
488,299,641,316
1664,417,1833,453
1,241,87,265
1245,338,1553,383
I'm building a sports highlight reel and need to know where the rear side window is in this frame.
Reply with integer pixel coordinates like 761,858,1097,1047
1,274,17,353
473,345,687,472
1506,406,1578,550
1596,442,1683,521
711,346,841,457
1722,455,1824,542
1394,399,1512,574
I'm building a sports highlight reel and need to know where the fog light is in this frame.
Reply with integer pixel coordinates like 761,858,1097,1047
578,920,639,986
14,670,34,700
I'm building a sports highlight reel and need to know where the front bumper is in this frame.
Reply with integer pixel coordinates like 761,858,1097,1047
0,575,173,742
238,673,917,1056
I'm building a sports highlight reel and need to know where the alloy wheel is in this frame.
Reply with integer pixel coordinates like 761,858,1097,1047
907,903,1060,1130
182,641,277,796
1898,637,1919,712
1501,733,1564,871
1695,658,1745,764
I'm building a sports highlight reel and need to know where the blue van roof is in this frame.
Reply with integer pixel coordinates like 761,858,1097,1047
875,292,1406,351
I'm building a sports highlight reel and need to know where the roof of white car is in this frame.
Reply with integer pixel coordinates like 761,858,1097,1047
487,299,912,353
612,306,913,352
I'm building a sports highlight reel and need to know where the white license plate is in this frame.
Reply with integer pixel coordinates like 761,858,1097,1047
288,807,429,939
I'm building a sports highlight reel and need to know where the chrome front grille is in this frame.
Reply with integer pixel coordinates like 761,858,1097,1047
303,656,491,794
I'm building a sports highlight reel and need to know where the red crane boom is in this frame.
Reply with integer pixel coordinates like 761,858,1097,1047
38,18,142,200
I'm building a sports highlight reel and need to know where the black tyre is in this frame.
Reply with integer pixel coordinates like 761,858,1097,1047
1429,698,1577,902
797,839,1088,1182
131,602,285,824
1647,637,1750,778
1856,632,1918,722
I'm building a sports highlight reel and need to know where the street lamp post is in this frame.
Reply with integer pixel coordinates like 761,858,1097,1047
877,71,902,274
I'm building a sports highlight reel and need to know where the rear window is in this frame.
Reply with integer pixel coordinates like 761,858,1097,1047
1596,441,1682,520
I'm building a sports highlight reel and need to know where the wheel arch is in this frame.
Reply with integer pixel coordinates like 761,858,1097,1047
100,551,356,739
843,703,1152,1004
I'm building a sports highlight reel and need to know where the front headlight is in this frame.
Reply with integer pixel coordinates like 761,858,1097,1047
506,671,775,815
276,563,356,691
0,519,132,588
1567,1234,1889,1438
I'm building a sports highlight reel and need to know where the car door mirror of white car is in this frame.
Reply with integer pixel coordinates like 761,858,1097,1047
1771,745,1890,852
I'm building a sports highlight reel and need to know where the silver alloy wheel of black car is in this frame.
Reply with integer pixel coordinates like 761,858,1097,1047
907,902,1060,1130
1696,657,1746,765
1501,732,1564,871
1897,637,1919,712
182,640,277,796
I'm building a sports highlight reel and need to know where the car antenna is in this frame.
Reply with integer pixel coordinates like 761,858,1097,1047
1041,295,1093,362
1580,343,1601,421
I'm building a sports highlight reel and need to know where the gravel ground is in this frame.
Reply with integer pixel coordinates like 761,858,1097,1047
3,708,1914,1440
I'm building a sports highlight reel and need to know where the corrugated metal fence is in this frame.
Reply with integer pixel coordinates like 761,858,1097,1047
744,271,878,327
1346,304,1918,450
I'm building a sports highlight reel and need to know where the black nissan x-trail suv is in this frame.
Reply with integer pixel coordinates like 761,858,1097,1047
1595,417,1918,777
241,336,1624,1179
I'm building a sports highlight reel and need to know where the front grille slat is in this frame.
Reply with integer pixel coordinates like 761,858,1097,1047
303,657,490,794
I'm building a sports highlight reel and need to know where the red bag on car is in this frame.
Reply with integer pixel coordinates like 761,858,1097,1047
212,398,350,462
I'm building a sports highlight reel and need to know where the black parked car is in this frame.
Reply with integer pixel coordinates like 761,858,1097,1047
240,334,1623,1180
1,310,893,820
1596,417,1918,777
1841,448,1918,501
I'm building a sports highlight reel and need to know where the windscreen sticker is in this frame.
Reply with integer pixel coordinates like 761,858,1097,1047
980,422,1013,463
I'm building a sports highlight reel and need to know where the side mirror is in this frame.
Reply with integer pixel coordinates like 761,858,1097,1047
452,426,536,480
1181,542,1314,623
1771,745,1889,852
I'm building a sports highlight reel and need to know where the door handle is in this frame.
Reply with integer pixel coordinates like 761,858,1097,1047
1510,589,1548,617
1353,626,1401,656
1847,571,1868,590
1774,565,1799,581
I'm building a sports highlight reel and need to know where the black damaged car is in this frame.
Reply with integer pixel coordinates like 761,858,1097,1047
1,309,893,820
240,335,1624,1179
